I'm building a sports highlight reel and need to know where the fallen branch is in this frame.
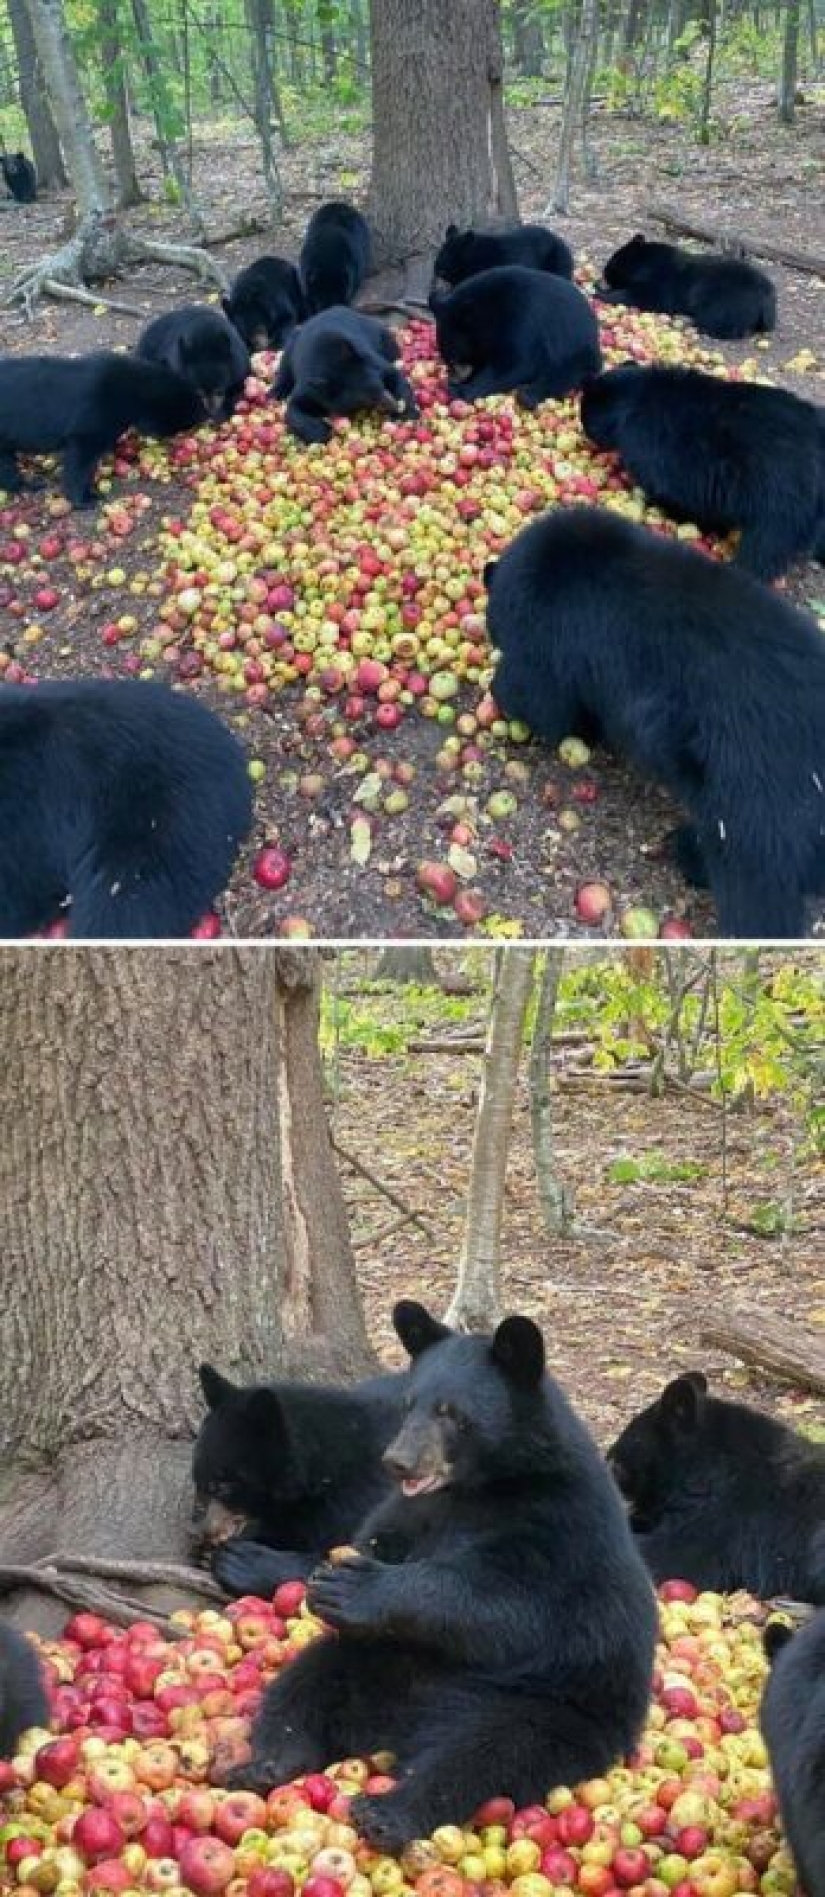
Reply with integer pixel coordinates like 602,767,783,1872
332,1135,435,1240
692,1308,825,1396
646,202,825,277
37,278,145,317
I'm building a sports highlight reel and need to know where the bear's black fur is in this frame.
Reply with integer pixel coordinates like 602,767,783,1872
223,1300,656,1851
0,352,205,506
1,151,36,203
0,1625,48,1758
483,506,825,938
0,678,252,940
299,202,370,315
598,233,776,339
581,365,825,579
430,266,601,406
192,1363,406,1597
223,256,306,353
272,307,418,445
136,306,251,419
608,1372,825,1599
761,1616,825,1897
432,221,574,288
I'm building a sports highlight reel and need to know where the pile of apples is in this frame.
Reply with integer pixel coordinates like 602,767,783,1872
0,1577,795,1897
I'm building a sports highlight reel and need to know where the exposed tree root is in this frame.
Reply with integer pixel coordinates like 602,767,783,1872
35,279,145,318
4,210,230,317
0,1552,225,1636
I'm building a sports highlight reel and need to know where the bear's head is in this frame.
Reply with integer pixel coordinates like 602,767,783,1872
432,224,477,290
382,1300,546,1499
579,363,643,448
606,1371,710,1528
175,316,249,418
601,232,648,288
191,1365,300,1547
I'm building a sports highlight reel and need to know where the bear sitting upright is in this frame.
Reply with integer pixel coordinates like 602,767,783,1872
580,365,825,580
432,221,573,288
761,1617,825,1897
222,1301,656,1851
597,234,776,339
192,1363,406,1596
0,1624,48,1758
299,203,371,314
272,308,418,445
430,267,601,407
608,1372,825,1600
1,152,37,203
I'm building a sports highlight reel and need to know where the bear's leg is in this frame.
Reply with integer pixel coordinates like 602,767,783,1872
382,367,419,418
352,1693,618,1854
666,823,709,890
223,1638,414,1793
61,437,103,507
284,398,332,445
491,657,583,745
447,364,512,402
0,448,25,492
212,1539,314,1595
703,841,805,940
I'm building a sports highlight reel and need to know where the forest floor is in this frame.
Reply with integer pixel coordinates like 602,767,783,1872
1,79,823,940
328,956,825,1449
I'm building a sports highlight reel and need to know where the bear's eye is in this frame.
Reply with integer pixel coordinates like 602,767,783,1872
434,1401,466,1428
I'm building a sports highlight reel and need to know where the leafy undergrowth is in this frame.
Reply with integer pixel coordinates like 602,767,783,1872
0,1582,797,1897
2,285,822,939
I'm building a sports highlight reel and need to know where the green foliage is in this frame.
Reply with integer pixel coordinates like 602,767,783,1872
742,1199,797,1238
320,983,477,1061
607,1152,708,1184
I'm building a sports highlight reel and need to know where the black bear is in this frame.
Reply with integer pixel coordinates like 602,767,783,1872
192,1363,406,1596
299,203,370,315
608,1372,825,1599
222,1301,656,1851
761,1617,825,1897
136,306,251,419
223,257,306,353
597,234,776,339
1,151,36,204
432,220,574,288
0,678,253,940
0,1624,48,1757
581,365,825,580
430,267,601,406
272,308,418,445
0,352,205,506
483,506,825,938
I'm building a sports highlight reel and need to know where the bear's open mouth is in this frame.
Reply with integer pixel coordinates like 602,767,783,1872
401,1472,450,1498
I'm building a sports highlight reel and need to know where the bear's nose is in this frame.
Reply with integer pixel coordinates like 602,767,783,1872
382,1439,419,1479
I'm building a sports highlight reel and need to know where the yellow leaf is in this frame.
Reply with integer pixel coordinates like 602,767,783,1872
350,817,372,867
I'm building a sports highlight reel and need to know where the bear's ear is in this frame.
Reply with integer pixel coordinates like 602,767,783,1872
491,1315,545,1387
244,1386,288,1441
631,231,646,245
660,1371,708,1431
483,559,498,588
199,1363,236,1410
445,223,458,240
393,1299,450,1358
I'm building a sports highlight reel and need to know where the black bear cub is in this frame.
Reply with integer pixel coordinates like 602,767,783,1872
581,365,825,579
432,221,573,288
1,151,37,203
761,1617,825,1897
223,1301,656,1851
0,679,252,940
598,234,776,338
300,203,370,315
0,353,204,506
430,267,601,407
608,1372,825,1600
0,1625,48,1758
136,306,251,419
223,257,306,353
484,506,825,939
272,308,418,445
192,1363,405,1596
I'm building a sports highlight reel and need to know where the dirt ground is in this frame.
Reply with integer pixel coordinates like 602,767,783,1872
1,83,823,941
329,962,825,1449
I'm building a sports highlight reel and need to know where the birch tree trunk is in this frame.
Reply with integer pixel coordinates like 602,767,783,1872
529,950,575,1236
0,948,372,1633
549,0,600,213
445,948,536,1330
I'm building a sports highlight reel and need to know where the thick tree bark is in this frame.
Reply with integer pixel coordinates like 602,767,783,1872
445,948,536,1330
375,947,441,984
0,948,372,1632
367,0,519,297
100,0,141,207
8,0,66,186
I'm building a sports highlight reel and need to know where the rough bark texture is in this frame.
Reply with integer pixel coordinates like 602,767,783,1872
7,0,66,186
778,0,801,122
695,1309,825,1396
445,948,537,1331
367,0,519,299
375,947,440,984
0,948,370,1630
25,0,108,211
100,0,141,207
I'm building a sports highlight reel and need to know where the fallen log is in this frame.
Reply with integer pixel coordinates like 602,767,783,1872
693,1308,825,1396
645,201,825,278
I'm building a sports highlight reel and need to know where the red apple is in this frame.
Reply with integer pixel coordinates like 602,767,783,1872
575,881,612,924
178,1836,237,1896
213,1791,268,1844
73,1808,127,1862
416,861,458,905
247,1872,295,1897
253,846,291,892
35,1738,81,1788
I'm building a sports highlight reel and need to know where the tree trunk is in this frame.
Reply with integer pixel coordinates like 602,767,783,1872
511,0,546,74
7,0,66,186
375,947,441,984
549,0,600,211
0,948,372,1633
350,0,369,76
778,0,801,121
130,0,204,229
25,0,109,213
245,0,284,216
367,0,519,298
99,0,141,207
445,948,536,1330
529,950,575,1235
698,0,717,143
